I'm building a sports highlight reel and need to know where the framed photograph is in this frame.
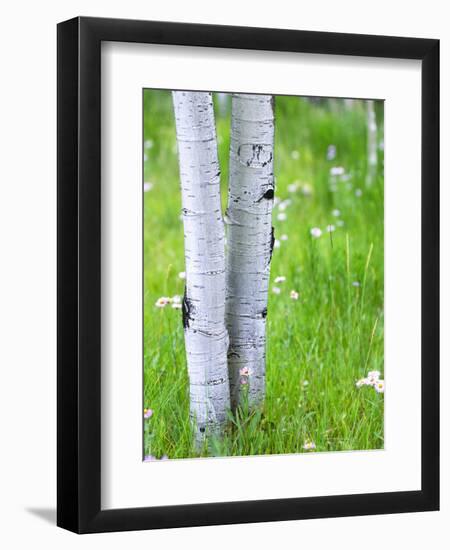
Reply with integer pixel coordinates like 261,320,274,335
57,16,439,533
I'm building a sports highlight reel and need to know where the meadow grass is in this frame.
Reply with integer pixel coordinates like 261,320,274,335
143,91,384,459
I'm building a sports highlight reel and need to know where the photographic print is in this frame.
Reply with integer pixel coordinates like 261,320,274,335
143,90,384,461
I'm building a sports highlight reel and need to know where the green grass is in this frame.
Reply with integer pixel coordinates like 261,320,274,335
143,91,384,459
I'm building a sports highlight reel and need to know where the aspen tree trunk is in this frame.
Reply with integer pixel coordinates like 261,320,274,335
366,99,378,186
172,91,230,447
225,94,275,412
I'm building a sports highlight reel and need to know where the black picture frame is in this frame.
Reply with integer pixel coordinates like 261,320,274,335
57,16,439,533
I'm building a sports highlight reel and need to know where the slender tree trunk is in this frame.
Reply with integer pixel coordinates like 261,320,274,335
172,91,230,447
366,99,378,186
225,94,275,412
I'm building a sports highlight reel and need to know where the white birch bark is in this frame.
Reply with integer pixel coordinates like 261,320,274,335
366,99,378,186
225,94,275,411
172,91,230,446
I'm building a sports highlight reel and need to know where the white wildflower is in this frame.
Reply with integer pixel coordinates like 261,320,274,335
301,183,313,196
303,440,316,451
326,224,336,233
155,297,171,308
327,145,337,161
272,286,281,295
290,290,299,300
330,166,345,176
291,150,300,160
278,199,292,211
332,209,341,217
143,182,153,192
310,227,322,238
178,271,186,280
277,212,287,221
274,276,286,283
280,234,288,241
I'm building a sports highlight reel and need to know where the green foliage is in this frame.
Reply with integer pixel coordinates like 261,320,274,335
143,91,384,459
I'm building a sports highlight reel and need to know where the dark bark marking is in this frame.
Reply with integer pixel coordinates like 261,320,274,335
261,307,268,318
182,287,194,329
269,226,275,264
257,187,274,202
237,143,272,168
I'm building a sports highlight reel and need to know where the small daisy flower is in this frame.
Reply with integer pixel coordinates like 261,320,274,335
172,295,181,304
302,380,309,387
143,182,153,192
367,371,381,382
280,234,288,241
355,188,363,197
332,209,341,217
310,227,322,238
239,367,252,386
277,212,287,221
290,290,299,300
287,182,300,193
374,380,385,393
144,408,153,419
178,271,186,280
303,440,316,451
274,239,281,249
272,286,281,294
274,276,286,283
155,296,171,308
352,281,360,287
356,378,370,388
326,224,336,233
330,166,345,177
291,150,300,160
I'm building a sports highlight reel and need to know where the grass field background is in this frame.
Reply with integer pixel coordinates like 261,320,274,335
143,91,384,460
